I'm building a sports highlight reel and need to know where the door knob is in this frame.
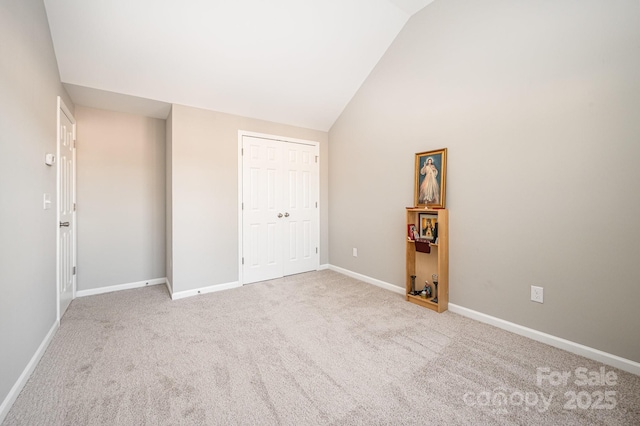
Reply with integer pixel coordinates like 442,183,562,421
60,221,70,227
284,213,290,217
277,213,283,218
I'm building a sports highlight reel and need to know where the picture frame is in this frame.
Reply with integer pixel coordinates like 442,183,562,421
418,213,438,242
414,148,447,208
407,224,419,241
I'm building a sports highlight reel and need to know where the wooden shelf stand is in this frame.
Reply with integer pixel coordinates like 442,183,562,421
405,208,449,313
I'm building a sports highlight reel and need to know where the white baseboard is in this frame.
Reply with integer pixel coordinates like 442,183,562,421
328,264,404,295
171,281,241,300
448,304,640,376
75,277,167,297
327,264,639,376
318,264,329,271
0,321,58,424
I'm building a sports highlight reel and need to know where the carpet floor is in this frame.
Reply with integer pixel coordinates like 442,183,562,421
4,270,640,425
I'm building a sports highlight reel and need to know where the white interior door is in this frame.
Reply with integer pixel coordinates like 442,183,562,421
282,143,318,276
242,137,284,284
58,99,76,320
241,135,319,284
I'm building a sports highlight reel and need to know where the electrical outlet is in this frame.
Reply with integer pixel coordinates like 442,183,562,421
352,248,358,257
531,286,544,303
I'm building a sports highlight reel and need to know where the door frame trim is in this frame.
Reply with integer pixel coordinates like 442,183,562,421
56,96,77,322
237,130,320,285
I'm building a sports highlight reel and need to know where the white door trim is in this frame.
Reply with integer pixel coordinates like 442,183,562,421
237,130,320,285
56,96,76,322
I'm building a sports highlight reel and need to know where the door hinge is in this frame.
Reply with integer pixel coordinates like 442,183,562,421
73,203,76,211
316,247,318,254
242,202,244,210
315,156,318,163
241,148,244,156
242,257,244,265
72,266,76,275
315,202,318,208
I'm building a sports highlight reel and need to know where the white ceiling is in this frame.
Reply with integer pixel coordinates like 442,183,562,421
45,0,435,131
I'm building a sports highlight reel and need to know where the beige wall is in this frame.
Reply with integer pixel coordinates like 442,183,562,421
76,107,166,290
329,0,640,362
168,104,328,293
0,0,74,412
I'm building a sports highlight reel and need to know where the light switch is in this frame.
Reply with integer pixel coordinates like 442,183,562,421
43,193,51,210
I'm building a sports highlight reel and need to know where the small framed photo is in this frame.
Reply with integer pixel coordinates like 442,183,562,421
414,148,447,208
407,223,420,240
407,224,419,240
418,214,438,242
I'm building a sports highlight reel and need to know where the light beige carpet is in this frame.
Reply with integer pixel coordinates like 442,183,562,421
4,270,639,425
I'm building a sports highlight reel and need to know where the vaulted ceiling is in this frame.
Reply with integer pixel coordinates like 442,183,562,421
45,0,435,130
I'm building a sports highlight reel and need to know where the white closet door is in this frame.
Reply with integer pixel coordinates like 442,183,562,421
282,143,318,276
242,137,284,284
242,135,319,284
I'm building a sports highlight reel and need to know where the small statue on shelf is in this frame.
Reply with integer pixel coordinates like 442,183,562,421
420,281,432,299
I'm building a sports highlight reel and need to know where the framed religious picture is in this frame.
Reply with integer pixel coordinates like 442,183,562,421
407,224,419,241
418,213,438,242
414,148,447,208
